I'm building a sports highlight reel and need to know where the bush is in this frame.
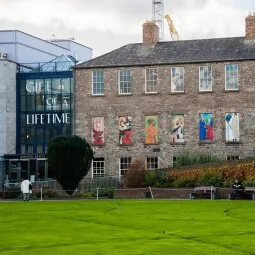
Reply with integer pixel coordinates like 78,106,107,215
144,171,157,187
123,160,146,187
173,151,218,168
98,188,115,199
74,191,95,198
197,171,224,187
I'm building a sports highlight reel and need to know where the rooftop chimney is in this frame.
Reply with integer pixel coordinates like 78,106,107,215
245,13,255,40
143,21,159,46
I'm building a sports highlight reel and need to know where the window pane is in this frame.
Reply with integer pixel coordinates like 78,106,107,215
93,158,105,177
92,71,104,95
146,157,158,170
225,64,238,90
171,67,184,92
146,68,157,93
199,66,212,91
119,70,131,94
119,157,131,176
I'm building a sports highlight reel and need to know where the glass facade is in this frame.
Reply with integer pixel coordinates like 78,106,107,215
17,73,73,154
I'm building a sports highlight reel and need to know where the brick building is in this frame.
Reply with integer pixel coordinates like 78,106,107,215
74,15,255,178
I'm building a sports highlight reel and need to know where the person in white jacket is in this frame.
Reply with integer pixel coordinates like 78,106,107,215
21,179,32,202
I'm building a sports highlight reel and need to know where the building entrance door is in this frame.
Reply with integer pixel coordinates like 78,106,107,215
9,160,29,183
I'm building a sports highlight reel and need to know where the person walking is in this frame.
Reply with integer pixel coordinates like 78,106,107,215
21,179,32,202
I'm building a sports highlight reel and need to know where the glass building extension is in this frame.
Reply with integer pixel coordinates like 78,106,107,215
17,56,74,154
3,56,75,184
17,75,73,154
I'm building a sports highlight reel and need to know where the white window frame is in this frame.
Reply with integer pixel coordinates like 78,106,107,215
118,69,131,95
199,66,212,91
145,68,158,93
92,70,104,95
119,157,132,177
171,67,184,92
225,64,239,91
146,157,159,170
92,158,105,178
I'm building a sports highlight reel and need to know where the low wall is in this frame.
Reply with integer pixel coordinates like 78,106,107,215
115,187,234,200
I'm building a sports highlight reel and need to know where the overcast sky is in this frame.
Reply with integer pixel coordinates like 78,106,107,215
0,0,254,58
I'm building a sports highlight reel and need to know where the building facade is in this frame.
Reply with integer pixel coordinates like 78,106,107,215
0,30,92,187
74,16,255,178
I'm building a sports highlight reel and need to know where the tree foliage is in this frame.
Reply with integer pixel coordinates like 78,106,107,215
47,135,94,194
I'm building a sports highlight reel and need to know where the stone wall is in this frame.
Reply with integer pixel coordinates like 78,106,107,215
75,60,255,176
245,14,255,40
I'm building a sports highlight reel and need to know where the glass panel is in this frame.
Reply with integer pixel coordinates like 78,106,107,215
30,160,36,176
20,161,29,180
52,78,61,94
38,161,45,181
26,80,35,95
35,94,44,111
62,94,70,110
10,162,19,182
26,96,35,111
20,96,26,111
20,80,27,96
45,95,53,111
36,128,44,144
26,127,35,143
61,78,70,93
44,79,52,95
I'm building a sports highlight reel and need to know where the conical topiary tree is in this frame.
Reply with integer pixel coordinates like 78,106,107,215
47,135,94,194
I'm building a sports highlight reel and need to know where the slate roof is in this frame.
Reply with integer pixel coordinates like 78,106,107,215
75,37,255,69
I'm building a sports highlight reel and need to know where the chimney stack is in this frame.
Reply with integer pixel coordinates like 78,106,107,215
245,13,255,40
143,21,159,46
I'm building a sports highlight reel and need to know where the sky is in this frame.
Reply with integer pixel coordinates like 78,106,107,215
0,0,254,58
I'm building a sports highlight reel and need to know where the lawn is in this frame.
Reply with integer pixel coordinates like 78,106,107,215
0,200,254,255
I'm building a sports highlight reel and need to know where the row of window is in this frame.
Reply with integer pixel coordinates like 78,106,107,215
92,156,240,178
92,64,239,95
92,113,240,146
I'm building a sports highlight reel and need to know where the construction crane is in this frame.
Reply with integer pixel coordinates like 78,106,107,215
165,14,180,40
152,0,164,41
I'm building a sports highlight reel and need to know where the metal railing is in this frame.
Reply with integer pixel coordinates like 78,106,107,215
17,61,76,73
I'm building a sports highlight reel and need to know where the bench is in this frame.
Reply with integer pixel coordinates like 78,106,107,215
228,187,255,200
190,186,216,200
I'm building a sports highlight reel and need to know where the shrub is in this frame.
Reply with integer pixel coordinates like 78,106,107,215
144,171,157,187
173,151,218,168
74,191,95,198
123,160,146,187
197,171,223,187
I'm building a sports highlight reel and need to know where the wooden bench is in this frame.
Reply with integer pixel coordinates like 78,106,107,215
228,187,255,200
190,186,216,200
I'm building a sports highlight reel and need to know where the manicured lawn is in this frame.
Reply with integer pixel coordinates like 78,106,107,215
0,200,254,255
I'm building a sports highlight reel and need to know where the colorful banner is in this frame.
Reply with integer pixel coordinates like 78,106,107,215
145,116,158,144
119,116,132,145
225,113,239,142
92,117,104,145
199,113,213,141
171,114,184,143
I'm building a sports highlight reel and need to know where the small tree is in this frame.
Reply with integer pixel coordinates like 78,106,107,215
47,135,94,194
123,160,146,187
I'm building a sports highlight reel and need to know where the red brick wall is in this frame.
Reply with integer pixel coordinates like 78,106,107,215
246,14,255,40
143,21,159,46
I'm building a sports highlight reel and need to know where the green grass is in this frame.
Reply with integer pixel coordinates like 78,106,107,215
0,200,255,255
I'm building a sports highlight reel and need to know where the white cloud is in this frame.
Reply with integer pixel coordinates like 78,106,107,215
0,0,253,57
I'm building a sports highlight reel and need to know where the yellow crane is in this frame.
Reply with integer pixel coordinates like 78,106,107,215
165,14,180,40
